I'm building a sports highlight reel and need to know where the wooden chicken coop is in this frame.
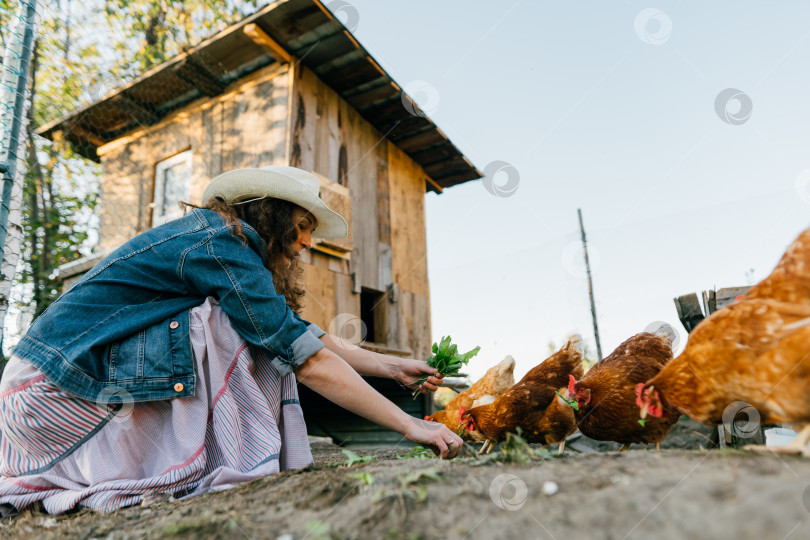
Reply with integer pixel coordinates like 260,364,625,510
39,0,481,445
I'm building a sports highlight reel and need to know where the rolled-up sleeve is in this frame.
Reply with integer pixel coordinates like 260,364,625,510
294,313,327,339
181,227,324,377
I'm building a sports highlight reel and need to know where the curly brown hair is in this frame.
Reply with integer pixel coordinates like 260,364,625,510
182,197,308,312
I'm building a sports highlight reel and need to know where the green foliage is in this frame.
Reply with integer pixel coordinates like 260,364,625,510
0,0,16,55
304,521,336,540
341,448,374,467
15,2,102,326
397,468,442,486
349,471,375,486
372,468,442,504
460,428,553,466
396,445,435,460
103,0,262,74
556,390,580,410
499,428,548,464
412,336,481,398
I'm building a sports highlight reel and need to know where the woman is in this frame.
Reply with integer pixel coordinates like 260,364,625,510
0,165,463,516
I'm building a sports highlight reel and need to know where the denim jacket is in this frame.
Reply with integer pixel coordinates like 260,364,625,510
11,209,325,403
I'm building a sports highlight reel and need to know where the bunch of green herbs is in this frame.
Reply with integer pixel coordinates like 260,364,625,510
411,336,481,399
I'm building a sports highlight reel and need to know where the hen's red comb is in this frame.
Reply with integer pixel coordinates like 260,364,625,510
635,383,646,408
568,374,578,395
424,415,430,421
458,406,466,423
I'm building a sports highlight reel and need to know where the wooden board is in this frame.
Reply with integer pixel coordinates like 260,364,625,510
346,99,380,292
673,293,705,333
387,141,429,298
714,286,751,312
334,271,359,322
300,251,337,331
289,65,317,170
395,291,432,362
313,173,353,254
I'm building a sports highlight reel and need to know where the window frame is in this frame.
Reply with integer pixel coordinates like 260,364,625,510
152,150,192,227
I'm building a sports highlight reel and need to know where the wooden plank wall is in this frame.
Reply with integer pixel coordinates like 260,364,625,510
289,64,432,360
388,141,432,360
96,64,290,250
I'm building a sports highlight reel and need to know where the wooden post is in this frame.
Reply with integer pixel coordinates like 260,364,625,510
578,209,602,360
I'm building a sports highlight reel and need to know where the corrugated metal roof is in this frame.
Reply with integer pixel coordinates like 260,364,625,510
36,0,481,192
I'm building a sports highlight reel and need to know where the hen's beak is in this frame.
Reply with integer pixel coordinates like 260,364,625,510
638,402,649,427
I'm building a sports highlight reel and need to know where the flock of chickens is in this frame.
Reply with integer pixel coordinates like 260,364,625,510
427,226,810,457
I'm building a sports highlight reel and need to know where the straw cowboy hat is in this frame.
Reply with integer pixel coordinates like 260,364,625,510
202,166,348,239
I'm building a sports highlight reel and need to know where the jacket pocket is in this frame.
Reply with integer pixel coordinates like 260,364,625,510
108,315,184,382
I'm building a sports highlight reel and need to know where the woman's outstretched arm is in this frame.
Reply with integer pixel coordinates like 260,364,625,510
294,347,462,458
318,334,444,393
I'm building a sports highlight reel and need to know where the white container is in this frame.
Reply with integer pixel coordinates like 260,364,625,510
764,427,803,447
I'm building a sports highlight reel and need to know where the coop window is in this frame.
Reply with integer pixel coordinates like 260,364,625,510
360,288,386,344
153,150,192,226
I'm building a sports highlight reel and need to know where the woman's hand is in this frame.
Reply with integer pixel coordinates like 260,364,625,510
394,359,445,394
296,349,461,458
403,417,464,459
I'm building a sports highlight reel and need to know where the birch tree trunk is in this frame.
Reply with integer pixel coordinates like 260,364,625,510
0,2,36,362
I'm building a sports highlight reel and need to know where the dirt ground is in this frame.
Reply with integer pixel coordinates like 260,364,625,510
2,432,810,540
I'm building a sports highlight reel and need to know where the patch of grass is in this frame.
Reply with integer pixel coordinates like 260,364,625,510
500,428,551,463
349,471,375,486
304,520,334,540
160,517,222,536
386,529,425,540
373,467,443,504
396,446,435,460
341,449,375,467
398,468,442,485
459,428,553,466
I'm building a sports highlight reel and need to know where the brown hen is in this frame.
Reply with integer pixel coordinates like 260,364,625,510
638,227,810,455
567,332,681,450
460,336,584,454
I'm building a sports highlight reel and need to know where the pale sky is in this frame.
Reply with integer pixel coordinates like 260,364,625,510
335,1,810,381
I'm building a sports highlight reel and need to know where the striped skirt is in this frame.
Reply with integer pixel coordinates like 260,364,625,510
0,298,313,515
